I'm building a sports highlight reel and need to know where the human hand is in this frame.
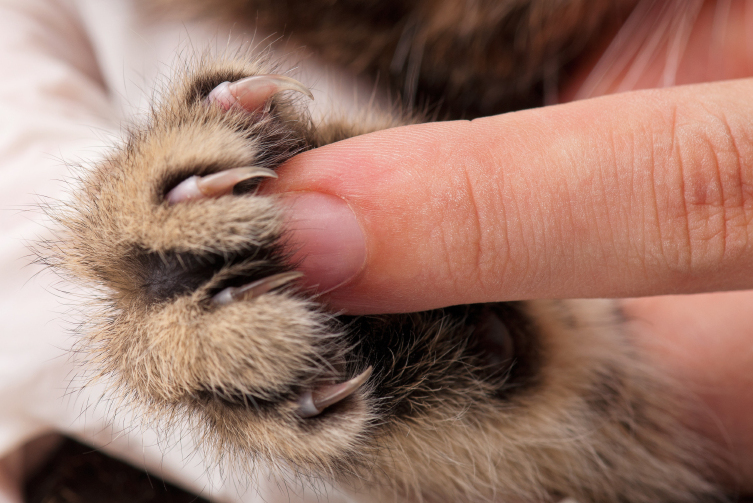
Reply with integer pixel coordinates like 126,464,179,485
270,79,753,312
263,1,753,489
264,77,753,491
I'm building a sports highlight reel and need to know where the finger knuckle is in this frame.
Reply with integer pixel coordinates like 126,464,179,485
669,107,753,272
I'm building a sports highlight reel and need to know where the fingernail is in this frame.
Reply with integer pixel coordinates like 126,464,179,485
281,193,366,292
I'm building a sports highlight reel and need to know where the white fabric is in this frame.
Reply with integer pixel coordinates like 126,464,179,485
0,0,371,501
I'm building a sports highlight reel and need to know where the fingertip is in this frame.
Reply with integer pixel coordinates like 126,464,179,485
280,192,367,294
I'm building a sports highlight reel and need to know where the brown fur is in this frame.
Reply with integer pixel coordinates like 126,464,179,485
145,0,636,117
38,1,730,502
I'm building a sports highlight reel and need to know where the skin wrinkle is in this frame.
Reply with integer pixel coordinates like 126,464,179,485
473,122,511,299
561,141,581,292
613,137,628,278
669,101,694,278
558,107,612,292
450,120,506,301
708,116,729,263
680,104,741,277
630,110,664,284
503,169,524,297
482,120,538,298
438,203,458,301
743,122,753,255
429,132,471,301
714,109,749,264
483,140,509,297
720,108,753,259
617,115,644,282
563,109,620,291
464,122,511,296
597,123,619,287
517,155,545,295
586,131,612,289
610,126,634,287
529,123,556,295
685,105,728,270
429,150,457,299
645,99,676,283
460,155,485,299
663,89,753,292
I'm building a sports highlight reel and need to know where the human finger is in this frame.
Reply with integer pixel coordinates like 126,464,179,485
269,79,753,313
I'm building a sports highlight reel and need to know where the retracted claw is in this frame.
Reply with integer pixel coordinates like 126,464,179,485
166,167,277,204
212,271,303,306
296,367,373,418
207,75,314,112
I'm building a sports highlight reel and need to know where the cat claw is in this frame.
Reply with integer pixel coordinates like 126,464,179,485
207,75,314,112
296,366,373,418
212,271,303,306
166,167,277,203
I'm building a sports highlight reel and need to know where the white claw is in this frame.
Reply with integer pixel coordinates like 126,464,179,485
166,167,277,204
207,75,314,112
212,271,303,306
296,367,373,418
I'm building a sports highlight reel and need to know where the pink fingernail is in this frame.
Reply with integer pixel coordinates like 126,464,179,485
282,193,366,293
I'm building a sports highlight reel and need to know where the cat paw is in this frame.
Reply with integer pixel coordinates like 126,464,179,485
46,60,380,476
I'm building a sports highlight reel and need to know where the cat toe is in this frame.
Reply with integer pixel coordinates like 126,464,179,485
165,166,277,203
207,74,314,112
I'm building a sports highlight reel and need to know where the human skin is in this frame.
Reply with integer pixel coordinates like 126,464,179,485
273,80,753,311
266,0,753,491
